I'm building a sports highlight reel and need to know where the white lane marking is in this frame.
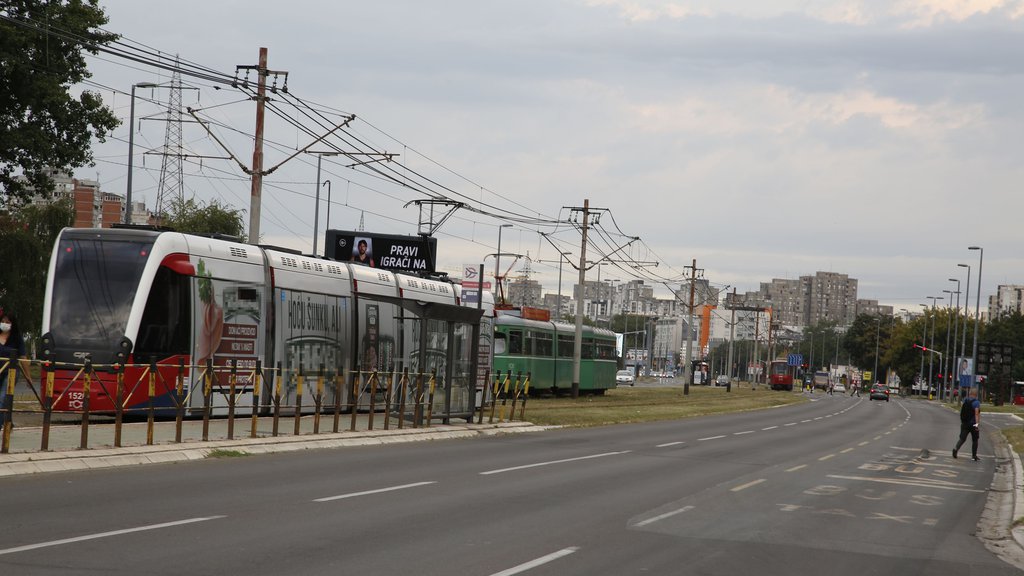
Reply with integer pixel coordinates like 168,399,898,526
784,422,798,426
489,547,580,576
315,481,436,502
786,464,807,472
0,516,225,556
657,441,686,448
762,426,779,431
819,454,836,461
734,431,755,436
479,452,629,475
802,419,813,423
840,448,854,454
858,441,869,446
698,435,726,441
731,479,767,492
827,475,985,493
633,505,695,528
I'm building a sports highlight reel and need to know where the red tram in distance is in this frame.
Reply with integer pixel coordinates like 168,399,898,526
768,360,794,391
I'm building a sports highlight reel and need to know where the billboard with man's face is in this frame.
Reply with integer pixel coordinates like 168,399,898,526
325,230,438,273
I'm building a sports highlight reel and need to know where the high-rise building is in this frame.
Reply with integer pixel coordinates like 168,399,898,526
749,271,860,327
506,278,543,308
988,285,1024,319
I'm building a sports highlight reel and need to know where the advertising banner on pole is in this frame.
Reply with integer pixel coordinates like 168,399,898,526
325,229,437,273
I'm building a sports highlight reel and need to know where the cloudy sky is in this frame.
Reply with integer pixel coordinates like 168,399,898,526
77,0,1024,313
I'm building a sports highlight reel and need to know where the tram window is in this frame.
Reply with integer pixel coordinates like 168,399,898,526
597,342,615,359
494,334,507,355
581,338,594,359
135,267,191,358
534,332,553,357
508,330,523,355
558,335,573,358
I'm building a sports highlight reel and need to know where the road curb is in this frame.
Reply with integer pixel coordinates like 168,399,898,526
0,421,556,477
1009,440,1024,551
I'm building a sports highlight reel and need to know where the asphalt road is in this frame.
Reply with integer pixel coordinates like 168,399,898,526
2,393,1022,575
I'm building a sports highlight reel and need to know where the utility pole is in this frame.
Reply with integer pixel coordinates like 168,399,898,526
571,199,591,399
753,310,760,388
684,258,698,396
235,48,290,245
727,288,736,392
246,47,268,245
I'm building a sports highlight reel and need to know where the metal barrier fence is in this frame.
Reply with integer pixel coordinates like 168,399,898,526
0,357,533,454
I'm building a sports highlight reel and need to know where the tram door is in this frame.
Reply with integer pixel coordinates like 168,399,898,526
354,299,402,408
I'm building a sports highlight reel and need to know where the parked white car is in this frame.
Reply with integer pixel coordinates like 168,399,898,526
616,370,635,386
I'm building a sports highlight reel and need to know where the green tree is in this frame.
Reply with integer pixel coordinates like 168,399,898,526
0,1,120,204
0,199,74,341
161,197,246,238
979,311,1024,380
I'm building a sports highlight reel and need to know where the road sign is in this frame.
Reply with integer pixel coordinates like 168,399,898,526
787,353,803,366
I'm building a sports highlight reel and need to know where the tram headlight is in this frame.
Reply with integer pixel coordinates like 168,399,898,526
114,337,133,365
41,332,53,359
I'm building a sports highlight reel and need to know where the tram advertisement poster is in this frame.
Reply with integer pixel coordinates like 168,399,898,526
325,229,437,273
194,261,263,392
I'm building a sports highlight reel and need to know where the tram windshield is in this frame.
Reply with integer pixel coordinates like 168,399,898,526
50,234,155,350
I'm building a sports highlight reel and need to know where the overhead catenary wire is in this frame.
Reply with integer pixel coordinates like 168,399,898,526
6,11,696,292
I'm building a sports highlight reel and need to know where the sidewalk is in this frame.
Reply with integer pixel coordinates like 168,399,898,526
0,412,553,477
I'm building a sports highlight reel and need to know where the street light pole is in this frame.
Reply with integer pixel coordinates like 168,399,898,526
919,304,928,389
313,154,323,255
309,151,342,256
968,246,984,392
942,288,955,400
323,180,332,234
948,278,961,398
958,263,971,360
125,82,158,224
872,315,880,386
925,295,943,398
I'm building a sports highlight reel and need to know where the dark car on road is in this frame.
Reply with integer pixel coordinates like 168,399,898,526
869,384,889,402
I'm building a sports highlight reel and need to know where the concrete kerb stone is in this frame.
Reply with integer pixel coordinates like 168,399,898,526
0,421,556,477
1010,441,1024,551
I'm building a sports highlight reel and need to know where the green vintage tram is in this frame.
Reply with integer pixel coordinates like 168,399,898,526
492,315,618,394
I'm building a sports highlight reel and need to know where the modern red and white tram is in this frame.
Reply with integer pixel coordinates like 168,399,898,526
41,227,488,419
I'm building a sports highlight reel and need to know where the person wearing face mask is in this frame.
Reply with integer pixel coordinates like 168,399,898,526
0,309,25,431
